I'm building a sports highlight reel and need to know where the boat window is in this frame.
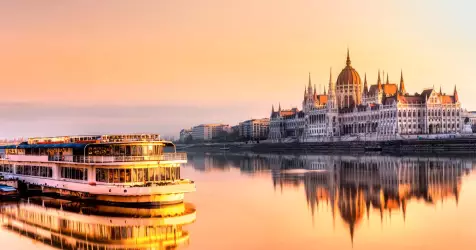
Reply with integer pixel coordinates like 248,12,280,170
94,166,180,183
60,167,88,181
12,165,52,178
125,169,131,182
5,164,13,173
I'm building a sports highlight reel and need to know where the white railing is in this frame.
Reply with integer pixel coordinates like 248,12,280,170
48,153,187,163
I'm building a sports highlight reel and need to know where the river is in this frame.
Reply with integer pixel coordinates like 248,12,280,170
2,153,476,249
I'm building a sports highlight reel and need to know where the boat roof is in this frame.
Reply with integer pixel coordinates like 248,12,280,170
0,141,175,150
0,185,16,191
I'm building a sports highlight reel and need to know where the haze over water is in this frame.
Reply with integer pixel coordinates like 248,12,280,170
3,153,476,249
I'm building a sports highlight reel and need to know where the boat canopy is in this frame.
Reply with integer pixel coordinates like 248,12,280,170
16,143,88,150
0,141,175,150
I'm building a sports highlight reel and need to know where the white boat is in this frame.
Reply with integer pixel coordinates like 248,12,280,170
0,134,195,205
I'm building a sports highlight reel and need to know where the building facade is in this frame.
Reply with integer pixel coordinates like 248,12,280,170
269,50,469,142
191,124,230,141
238,118,270,140
179,128,192,142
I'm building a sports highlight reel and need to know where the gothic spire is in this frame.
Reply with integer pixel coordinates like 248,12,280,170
314,84,317,96
278,102,281,112
308,72,312,93
324,86,327,95
439,86,442,95
271,104,275,115
377,69,383,90
363,73,369,94
386,73,389,84
454,85,459,102
328,67,334,95
399,70,406,94
346,48,351,67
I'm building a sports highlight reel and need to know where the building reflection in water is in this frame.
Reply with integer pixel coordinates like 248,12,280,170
0,197,196,249
188,153,474,244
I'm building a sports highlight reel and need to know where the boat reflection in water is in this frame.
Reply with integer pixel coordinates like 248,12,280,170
188,153,474,244
0,197,196,249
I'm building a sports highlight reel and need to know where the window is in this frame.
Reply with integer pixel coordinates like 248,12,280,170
60,167,88,181
13,165,52,178
95,167,181,183
0,164,14,173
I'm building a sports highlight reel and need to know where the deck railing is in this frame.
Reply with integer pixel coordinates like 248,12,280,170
48,153,187,163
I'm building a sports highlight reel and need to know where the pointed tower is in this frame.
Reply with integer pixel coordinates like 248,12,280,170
454,85,459,102
324,86,327,95
278,102,281,112
399,70,406,95
363,73,369,95
272,104,275,113
386,73,389,85
377,70,383,91
308,72,313,95
327,67,337,111
313,84,317,105
439,86,442,95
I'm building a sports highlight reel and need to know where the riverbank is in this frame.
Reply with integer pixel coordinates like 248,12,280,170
177,138,476,155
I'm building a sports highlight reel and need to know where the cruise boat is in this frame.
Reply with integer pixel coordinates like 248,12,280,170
0,134,195,205
0,197,196,249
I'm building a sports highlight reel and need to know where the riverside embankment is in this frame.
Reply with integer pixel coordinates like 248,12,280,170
177,137,476,156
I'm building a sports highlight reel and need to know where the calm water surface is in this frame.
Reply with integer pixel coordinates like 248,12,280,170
2,153,476,250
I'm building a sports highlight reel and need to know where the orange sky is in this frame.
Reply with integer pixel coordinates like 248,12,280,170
0,0,475,137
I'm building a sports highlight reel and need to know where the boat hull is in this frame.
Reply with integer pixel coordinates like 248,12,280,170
3,173,195,205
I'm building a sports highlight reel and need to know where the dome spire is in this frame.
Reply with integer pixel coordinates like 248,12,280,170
346,48,351,67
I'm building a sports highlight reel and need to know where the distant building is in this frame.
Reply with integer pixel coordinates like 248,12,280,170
462,110,476,132
231,125,240,134
191,124,230,141
238,118,270,140
179,129,192,142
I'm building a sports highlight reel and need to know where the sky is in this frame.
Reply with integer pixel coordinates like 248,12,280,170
1,0,475,138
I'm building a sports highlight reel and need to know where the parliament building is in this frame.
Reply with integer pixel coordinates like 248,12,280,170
269,50,468,142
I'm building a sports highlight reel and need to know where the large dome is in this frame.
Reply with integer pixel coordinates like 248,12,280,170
335,50,362,108
336,50,361,88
